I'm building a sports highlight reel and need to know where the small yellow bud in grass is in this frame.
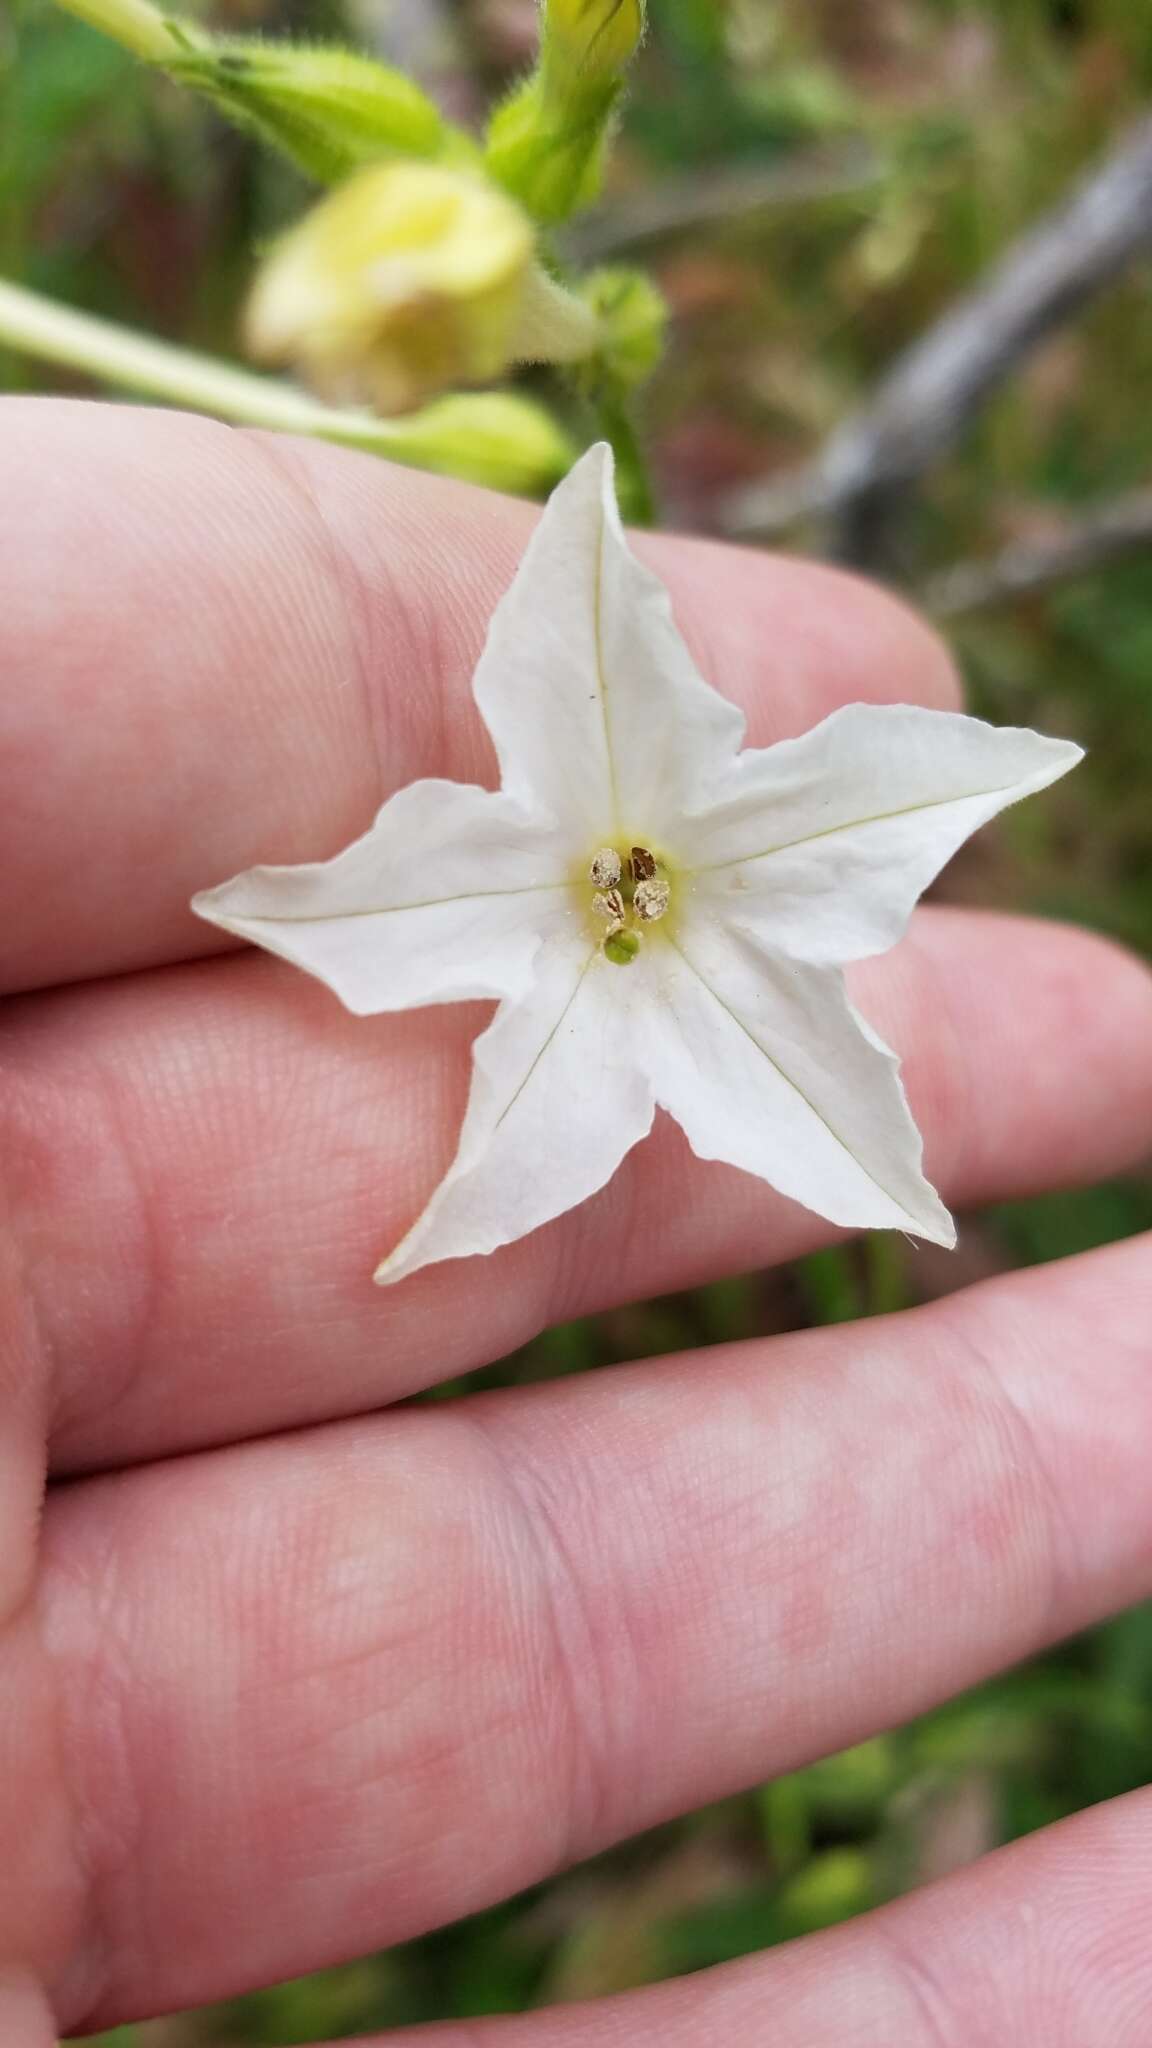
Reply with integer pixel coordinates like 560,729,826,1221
246,163,594,414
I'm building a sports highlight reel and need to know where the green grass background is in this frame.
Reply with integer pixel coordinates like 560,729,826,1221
4,0,1152,2037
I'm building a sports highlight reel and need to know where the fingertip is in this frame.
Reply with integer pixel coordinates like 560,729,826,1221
635,529,964,742
874,910,1152,1206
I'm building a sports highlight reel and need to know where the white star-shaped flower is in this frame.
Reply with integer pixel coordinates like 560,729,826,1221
193,444,1081,1284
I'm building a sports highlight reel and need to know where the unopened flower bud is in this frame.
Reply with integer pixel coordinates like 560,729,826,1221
372,392,576,495
544,0,645,81
579,267,667,390
485,0,646,224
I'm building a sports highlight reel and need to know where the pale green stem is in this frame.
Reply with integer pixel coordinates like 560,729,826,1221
0,279,572,491
514,264,600,364
51,0,181,60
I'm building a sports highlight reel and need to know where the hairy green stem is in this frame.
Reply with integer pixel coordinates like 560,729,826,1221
0,277,422,437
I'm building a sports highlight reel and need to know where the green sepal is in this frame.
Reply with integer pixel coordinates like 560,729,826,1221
162,37,469,184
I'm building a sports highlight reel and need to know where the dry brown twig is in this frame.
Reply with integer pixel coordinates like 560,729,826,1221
921,489,1152,618
561,142,880,265
721,116,1152,572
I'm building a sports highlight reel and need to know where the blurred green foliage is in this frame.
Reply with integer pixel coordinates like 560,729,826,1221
10,0,1150,2039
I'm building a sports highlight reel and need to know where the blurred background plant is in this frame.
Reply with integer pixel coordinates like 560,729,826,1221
4,0,1152,2039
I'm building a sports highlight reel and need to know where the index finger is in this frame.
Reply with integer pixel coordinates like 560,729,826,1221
0,396,960,995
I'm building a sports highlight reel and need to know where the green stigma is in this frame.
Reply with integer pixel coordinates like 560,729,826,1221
604,927,641,966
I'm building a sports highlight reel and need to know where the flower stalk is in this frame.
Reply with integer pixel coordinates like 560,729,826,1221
0,279,575,494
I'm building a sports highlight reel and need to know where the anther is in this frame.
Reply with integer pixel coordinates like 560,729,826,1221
634,878,670,922
590,848,622,888
592,887,626,922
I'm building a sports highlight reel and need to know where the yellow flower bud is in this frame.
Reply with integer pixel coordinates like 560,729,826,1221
543,0,645,82
485,1,646,224
246,163,597,414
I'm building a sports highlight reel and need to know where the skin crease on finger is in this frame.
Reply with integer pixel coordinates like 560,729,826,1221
0,395,965,995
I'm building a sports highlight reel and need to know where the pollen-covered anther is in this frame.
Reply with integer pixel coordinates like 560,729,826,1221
592,886,626,922
589,847,622,888
634,878,671,922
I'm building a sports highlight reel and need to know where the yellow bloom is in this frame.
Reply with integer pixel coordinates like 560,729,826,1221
246,162,594,413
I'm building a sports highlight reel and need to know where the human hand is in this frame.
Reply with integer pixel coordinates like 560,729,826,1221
4,398,1152,2045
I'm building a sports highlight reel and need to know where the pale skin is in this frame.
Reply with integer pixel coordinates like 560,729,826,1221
4,399,1152,2047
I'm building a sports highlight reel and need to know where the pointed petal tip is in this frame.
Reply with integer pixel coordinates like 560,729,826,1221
189,885,227,927
373,1238,471,1287
555,437,615,499
373,1223,449,1287
190,882,256,945
373,1223,419,1285
1003,725,1085,790
906,1200,958,1251
582,436,614,467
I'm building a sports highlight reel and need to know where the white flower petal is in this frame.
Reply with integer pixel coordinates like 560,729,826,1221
680,704,1083,963
193,779,571,1013
472,442,746,852
377,934,655,1283
192,443,1086,1279
643,916,955,1244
